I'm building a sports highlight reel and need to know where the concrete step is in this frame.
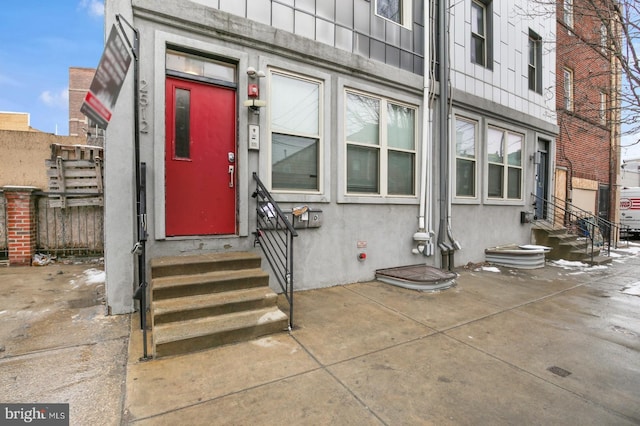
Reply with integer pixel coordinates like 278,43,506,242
564,250,591,262
151,268,269,300
150,251,262,278
584,255,613,266
152,287,279,325
559,239,589,251
153,307,289,358
149,251,289,358
533,221,614,265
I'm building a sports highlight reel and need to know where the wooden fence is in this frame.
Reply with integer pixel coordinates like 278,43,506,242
0,191,104,262
0,144,105,263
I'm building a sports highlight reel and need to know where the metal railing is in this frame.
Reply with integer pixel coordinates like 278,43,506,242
532,193,626,261
252,173,297,330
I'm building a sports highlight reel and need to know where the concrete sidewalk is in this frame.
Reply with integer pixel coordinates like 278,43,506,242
1,246,639,425
0,262,129,426
124,247,640,425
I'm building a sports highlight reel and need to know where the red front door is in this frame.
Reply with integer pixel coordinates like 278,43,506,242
165,77,237,236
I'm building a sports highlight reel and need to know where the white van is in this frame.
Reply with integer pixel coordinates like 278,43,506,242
620,187,640,237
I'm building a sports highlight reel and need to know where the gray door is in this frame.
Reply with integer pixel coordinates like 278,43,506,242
534,140,550,220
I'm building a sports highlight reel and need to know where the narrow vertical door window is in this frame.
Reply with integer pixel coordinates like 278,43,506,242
174,88,190,159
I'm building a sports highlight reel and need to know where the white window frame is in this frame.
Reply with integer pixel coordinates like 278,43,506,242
338,84,419,204
453,115,480,203
600,91,607,125
485,125,525,203
600,23,608,52
564,0,574,28
262,61,332,205
563,68,574,111
375,0,413,30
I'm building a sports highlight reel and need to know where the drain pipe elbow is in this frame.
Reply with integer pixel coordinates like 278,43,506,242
413,231,435,256
447,225,462,251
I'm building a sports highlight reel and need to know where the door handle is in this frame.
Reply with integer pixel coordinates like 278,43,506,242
228,165,235,188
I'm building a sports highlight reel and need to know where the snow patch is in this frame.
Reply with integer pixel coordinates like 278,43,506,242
84,268,105,284
612,244,640,256
550,260,609,273
258,310,286,324
253,337,280,348
622,282,640,296
481,266,501,273
550,259,588,269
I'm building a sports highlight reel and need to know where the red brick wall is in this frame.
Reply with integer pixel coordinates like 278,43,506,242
68,67,95,137
4,188,37,266
555,0,614,184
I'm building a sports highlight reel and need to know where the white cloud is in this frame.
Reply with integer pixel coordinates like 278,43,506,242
79,0,104,18
39,88,69,108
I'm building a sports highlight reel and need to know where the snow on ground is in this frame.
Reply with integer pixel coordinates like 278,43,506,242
550,259,589,269
68,268,105,288
481,266,502,273
84,268,105,284
549,259,609,275
613,244,640,256
622,282,640,296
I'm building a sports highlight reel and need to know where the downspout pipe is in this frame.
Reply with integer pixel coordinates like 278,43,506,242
413,0,435,256
437,0,454,268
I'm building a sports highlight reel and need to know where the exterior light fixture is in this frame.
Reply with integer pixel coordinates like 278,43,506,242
245,67,266,113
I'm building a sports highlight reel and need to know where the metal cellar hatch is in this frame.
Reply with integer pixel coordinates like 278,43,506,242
375,265,457,291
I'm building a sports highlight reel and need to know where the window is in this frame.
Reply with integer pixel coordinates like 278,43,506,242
455,117,477,198
528,30,542,94
600,92,607,124
600,23,608,51
471,1,487,66
563,68,573,111
487,127,523,200
376,0,412,28
270,71,322,192
166,50,236,83
563,0,574,28
174,88,191,159
345,91,416,196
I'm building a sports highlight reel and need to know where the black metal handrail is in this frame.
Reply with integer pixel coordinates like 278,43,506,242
532,193,627,261
252,173,297,330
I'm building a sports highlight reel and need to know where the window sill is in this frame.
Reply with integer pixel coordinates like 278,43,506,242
337,194,419,205
271,192,330,204
482,198,526,207
452,196,481,205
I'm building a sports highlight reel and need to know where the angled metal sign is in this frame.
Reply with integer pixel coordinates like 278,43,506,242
81,24,131,129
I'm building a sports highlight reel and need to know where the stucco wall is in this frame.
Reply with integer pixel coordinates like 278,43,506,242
103,0,559,314
0,131,86,188
449,0,557,125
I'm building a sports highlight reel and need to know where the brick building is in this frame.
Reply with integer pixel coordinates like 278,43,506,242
68,67,103,146
0,112,38,132
555,0,621,223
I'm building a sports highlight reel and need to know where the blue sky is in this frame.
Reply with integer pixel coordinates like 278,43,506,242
0,1,638,161
0,1,104,135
